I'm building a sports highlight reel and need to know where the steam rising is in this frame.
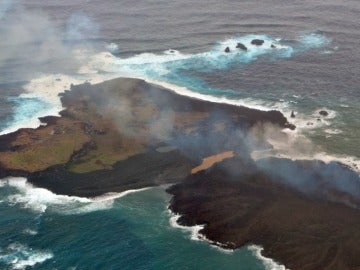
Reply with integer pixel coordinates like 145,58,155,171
0,0,12,19
1,0,358,209
0,1,98,80
65,12,99,42
76,78,359,207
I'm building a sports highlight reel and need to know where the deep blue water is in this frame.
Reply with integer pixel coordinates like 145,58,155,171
0,0,360,269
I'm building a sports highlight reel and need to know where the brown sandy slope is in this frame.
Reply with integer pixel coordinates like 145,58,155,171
191,151,234,174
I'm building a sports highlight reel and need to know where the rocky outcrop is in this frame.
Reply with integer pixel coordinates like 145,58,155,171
319,110,329,116
236,43,248,51
251,39,264,46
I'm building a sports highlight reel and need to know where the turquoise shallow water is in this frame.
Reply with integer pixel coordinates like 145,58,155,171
0,184,266,270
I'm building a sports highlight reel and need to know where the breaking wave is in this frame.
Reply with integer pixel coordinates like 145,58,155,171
1,33,330,130
0,242,53,270
0,177,151,215
249,245,287,270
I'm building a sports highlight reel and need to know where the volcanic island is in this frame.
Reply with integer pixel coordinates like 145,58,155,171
0,78,360,270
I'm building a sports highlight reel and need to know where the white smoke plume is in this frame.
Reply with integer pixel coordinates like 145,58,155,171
0,1,99,80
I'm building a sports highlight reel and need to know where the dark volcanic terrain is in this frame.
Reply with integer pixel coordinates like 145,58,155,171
0,78,291,194
0,78,359,269
168,157,360,270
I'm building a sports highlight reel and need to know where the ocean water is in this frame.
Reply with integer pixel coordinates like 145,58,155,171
0,0,359,269
0,179,274,270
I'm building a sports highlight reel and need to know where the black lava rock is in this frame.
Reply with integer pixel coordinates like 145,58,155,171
319,110,329,117
236,43,248,51
251,39,265,46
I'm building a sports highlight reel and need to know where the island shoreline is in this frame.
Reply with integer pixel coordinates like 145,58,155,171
1,77,360,270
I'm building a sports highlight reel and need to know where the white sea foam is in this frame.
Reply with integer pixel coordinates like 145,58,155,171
272,104,338,132
298,32,331,48
78,34,330,119
0,105,60,136
0,74,82,135
106,42,120,54
23,74,82,105
62,199,115,215
216,34,293,59
169,213,205,242
0,94,51,135
0,61,115,136
145,78,275,112
0,177,152,215
164,49,181,55
268,106,356,171
84,33,326,82
69,45,293,115
1,32,355,178
313,108,337,119
65,188,152,215
168,209,234,254
248,245,288,270
116,51,191,65
252,129,360,174
0,242,53,270
92,188,151,202
0,33,328,137
79,49,284,112
324,128,343,135
311,152,360,173
22,228,38,236
1,177,91,213
0,30,346,269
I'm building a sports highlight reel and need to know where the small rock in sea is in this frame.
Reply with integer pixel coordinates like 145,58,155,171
317,118,321,121
169,50,175,53
56,78,61,81
271,44,276,48
290,111,295,118
225,47,231,53
307,122,314,126
236,43,248,51
251,39,265,46
319,110,329,117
